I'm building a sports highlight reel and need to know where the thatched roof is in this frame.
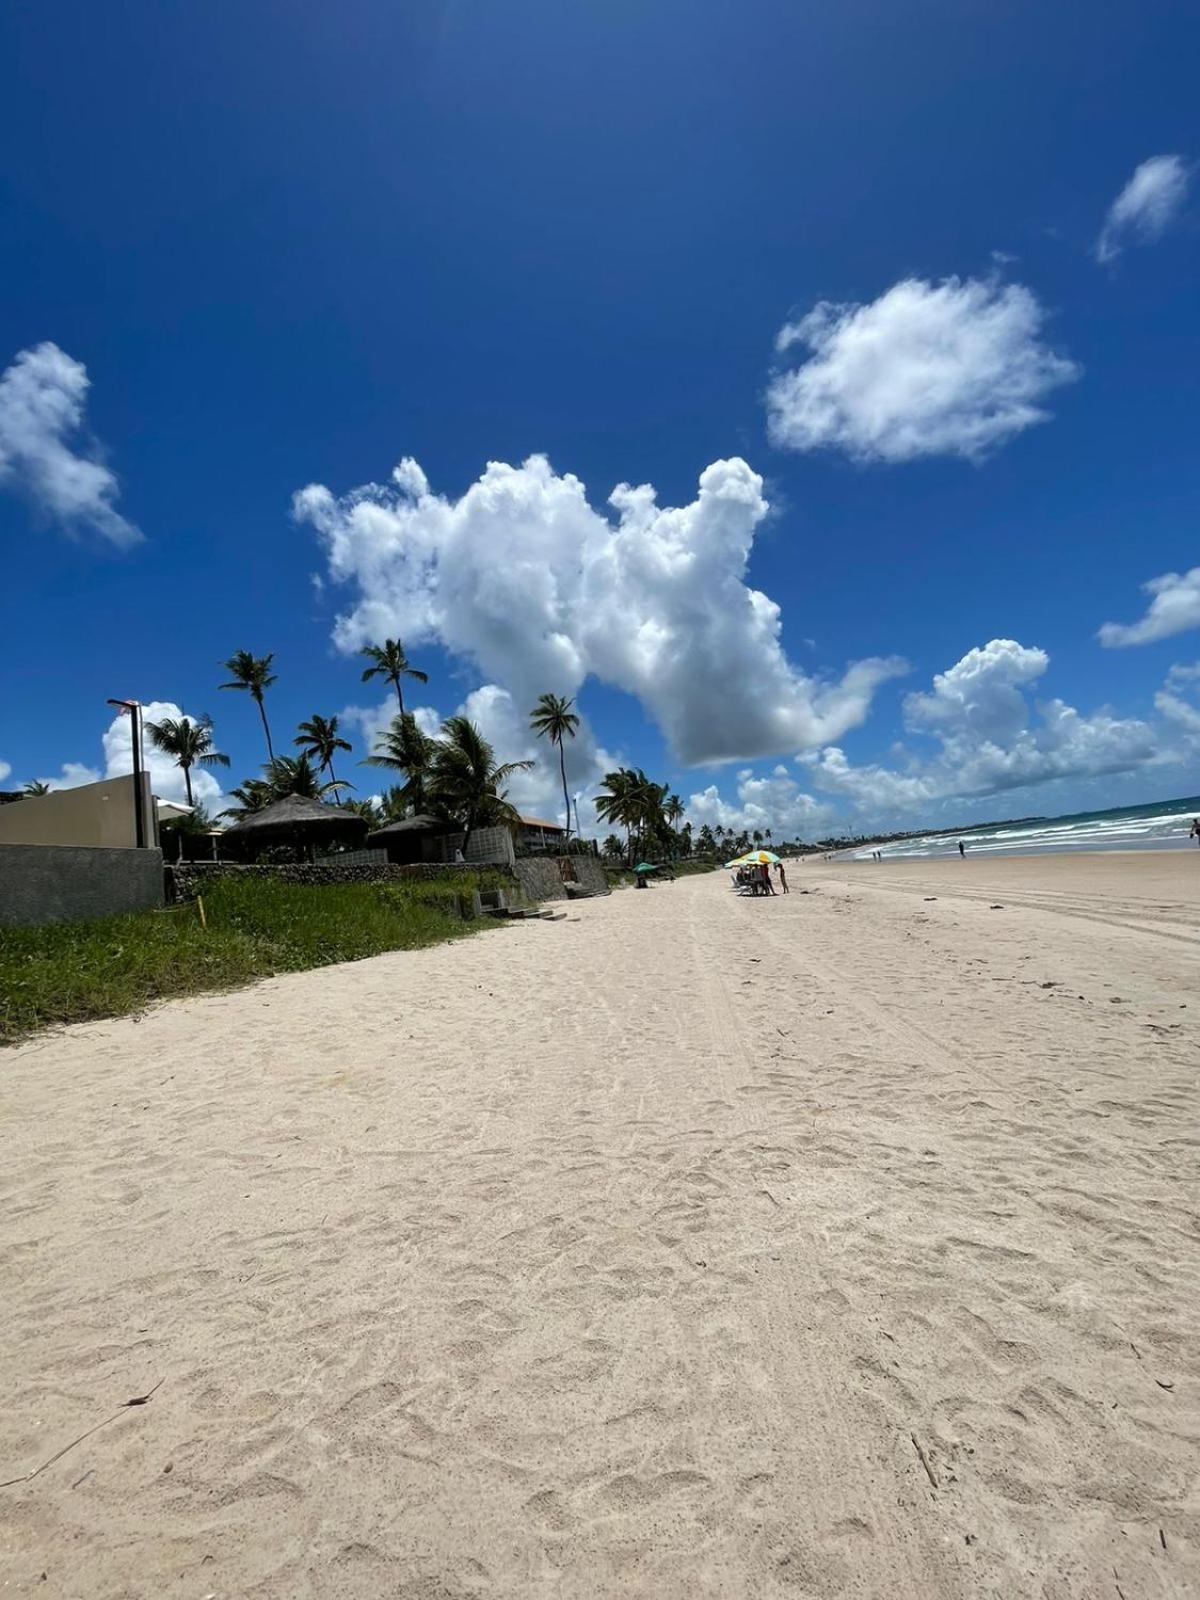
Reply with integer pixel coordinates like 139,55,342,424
366,813,458,844
224,794,369,835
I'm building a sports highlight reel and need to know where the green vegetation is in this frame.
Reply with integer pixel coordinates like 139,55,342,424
0,871,507,1045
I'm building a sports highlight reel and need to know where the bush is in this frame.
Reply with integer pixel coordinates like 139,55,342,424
0,872,503,1045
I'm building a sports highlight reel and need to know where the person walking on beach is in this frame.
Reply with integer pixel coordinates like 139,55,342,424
958,840,966,858
776,861,789,894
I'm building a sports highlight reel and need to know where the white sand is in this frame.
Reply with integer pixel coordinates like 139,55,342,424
3,853,1198,1598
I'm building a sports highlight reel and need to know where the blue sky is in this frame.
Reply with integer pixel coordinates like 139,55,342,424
1,1,1197,836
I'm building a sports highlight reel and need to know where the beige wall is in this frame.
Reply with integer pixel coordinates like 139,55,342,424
0,774,158,849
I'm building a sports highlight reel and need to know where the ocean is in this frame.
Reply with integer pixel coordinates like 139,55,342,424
848,794,1200,861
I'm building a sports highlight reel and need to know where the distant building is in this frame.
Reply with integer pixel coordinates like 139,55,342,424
518,814,568,852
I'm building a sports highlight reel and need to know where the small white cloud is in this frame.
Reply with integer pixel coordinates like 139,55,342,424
297,453,905,765
1098,566,1200,648
1155,662,1200,744
0,342,140,547
766,276,1079,463
0,759,11,785
103,701,225,805
1096,154,1189,264
37,762,103,790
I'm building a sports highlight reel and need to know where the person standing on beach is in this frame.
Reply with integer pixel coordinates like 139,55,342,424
761,862,775,895
1191,817,1200,846
776,861,789,894
958,840,966,858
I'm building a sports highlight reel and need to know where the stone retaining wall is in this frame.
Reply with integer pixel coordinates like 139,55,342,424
168,860,513,903
513,854,610,903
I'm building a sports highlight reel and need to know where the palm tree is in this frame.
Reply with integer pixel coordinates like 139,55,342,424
529,693,580,843
220,778,274,819
360,638,428,715
341,796,383,824
596,767,666,864
144,713,230,808
363,712,437,814
596,767,638,863
22,780,51,797
220,650,278,760
429,716,533,857
295,714,352,786
220,754,344,819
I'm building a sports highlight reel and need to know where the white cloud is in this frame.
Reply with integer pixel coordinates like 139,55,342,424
806,639,1157,813
1096,155,1190,264
296,453,906,765
766,276,1079,463
37,761,103,791
1155,662,1200,745
0,759,11,786
1098,567,1200,648
103,702,225,806
686,769,836,842
0,342,140,547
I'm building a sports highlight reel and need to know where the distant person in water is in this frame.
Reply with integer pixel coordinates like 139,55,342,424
958,840,966,858
1191,817,1200,846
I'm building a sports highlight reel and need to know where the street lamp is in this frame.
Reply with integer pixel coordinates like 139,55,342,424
107,698,147,848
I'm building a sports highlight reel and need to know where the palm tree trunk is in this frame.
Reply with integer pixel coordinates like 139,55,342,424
255,693,275,760
328,757,337,786
183,763,194,808
394,676,404,714
558,739,571,843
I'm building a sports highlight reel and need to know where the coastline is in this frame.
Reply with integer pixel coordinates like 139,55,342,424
3,857,1197,1597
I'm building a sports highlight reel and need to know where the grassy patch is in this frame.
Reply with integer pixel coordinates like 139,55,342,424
0,873,503,1045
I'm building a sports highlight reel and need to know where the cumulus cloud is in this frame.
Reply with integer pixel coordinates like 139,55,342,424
766,276,1079,463
1096,154,1190,264
1154,662,1200,744
805,639,1157,811
1098,567,1200,648
0,759,11,786
103,701,226,805
0,342,140,547
686,767,837,842
296,453,905,765
35,761,104,791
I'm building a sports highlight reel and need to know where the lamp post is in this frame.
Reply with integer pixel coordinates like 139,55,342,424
107,698,146,848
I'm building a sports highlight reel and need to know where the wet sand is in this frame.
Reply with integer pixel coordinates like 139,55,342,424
3,853,1198,1597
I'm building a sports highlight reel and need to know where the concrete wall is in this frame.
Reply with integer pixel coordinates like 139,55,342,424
0,843,165,928
464,825,516,868
0,774,157,850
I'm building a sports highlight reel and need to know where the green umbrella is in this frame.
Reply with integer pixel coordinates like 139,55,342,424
633,862,659,873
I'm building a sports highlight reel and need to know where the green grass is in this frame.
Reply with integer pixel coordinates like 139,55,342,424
0,872,505,1045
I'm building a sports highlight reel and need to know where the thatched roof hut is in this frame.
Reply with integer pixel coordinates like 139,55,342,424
224,795,369,859
366,813,460,864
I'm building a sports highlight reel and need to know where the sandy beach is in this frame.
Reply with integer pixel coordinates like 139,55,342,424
3,853,1198,1599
